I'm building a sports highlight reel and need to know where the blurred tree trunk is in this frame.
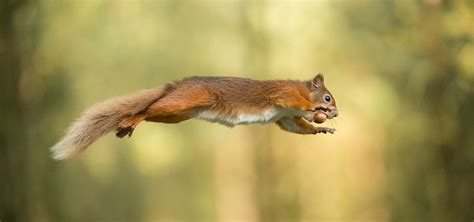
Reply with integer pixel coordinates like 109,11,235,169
421,3,474,221
0,0,28,221
380,2,474,221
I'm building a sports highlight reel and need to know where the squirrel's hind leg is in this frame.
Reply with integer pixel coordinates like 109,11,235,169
116,114,146,138
143,86,213,123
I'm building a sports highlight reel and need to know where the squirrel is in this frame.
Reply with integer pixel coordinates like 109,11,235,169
50,73,338,160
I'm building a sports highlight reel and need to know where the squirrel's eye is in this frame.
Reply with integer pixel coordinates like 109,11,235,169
324,95,331,102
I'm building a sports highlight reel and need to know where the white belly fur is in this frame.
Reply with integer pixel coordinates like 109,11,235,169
194,108,302,127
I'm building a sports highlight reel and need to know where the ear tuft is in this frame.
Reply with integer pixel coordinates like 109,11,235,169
312,73,324,89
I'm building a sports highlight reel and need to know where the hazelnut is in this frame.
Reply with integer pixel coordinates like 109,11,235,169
314,112,327,124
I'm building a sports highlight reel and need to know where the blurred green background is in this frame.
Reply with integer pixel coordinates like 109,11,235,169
1,0,473,221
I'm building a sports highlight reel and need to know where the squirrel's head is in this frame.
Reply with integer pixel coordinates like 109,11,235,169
309,73,338,119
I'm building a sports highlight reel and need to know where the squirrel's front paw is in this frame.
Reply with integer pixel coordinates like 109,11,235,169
312,127,336,134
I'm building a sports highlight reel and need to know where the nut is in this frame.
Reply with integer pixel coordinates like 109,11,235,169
314,112,327,124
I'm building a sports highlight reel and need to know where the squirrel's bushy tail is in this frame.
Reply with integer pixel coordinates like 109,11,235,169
50,86,167,160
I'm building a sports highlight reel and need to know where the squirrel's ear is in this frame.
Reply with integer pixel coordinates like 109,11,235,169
312,73,324,90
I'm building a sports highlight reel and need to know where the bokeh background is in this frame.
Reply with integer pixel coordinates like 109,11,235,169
1,0,473,221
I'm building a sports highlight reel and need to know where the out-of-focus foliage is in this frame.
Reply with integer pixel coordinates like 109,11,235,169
1,0,473,221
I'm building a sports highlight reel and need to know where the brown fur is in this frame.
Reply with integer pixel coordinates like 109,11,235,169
51,74,338,160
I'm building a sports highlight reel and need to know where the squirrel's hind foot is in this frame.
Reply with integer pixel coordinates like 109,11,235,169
115,114,146,138
115,126,134,138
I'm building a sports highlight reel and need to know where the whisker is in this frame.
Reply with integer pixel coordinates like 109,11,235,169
328,119,335,128
334,118,340,129
330,118,335,126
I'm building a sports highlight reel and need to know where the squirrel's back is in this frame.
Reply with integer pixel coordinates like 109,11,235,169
175,76,310,108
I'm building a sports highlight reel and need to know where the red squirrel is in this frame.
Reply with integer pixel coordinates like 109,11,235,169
51,73,338,160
